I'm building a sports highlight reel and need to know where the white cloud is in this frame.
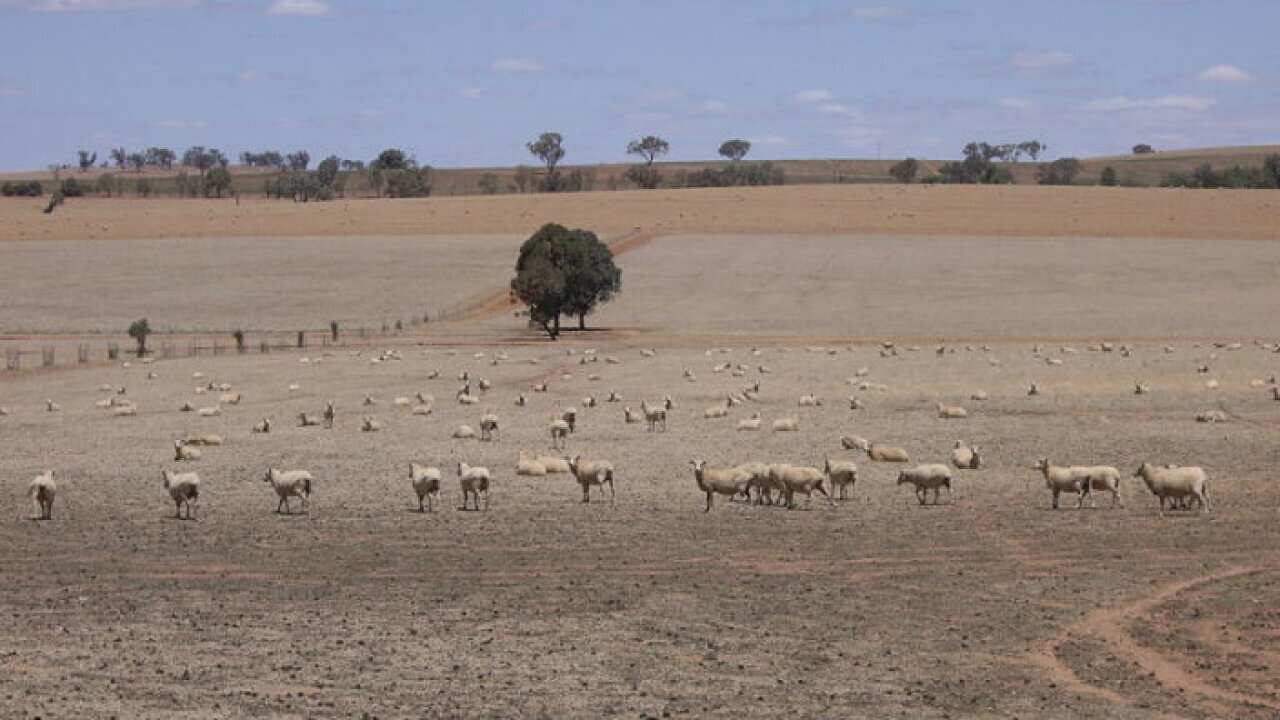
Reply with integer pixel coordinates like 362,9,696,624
749,134,789,146
1010,51,1074,71
1085,95,1216,112
459,87,482,99
793,89,833,103
1197,64,1251,83
266,0,328,16
999,97,1033,110
699,99,727,112
153,119,207,129
817,102,864,120
491,57,544,73
834,125,883,148
16,0,195,10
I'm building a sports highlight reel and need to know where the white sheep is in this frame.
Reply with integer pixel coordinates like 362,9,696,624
1033,458,1091,509
457,461,491,511
607,390,621,403
1195,410,1228,423
689,460,751,512
897,464,953,505
561,408,577,433
45,399,61,412
393,396,412,407
736,461,775,505
970,390,989,401
252,418,272,434
798,394,823,408
28,470,56,520
409,463,442,512
1081,465,1124,508
536,455,571,474
479,413,499,441
771,416,800,432
174,440,202,462
161,469,200,520
736,413,762,431
582,395,597,408
113,404,137,417
841,435,870,452
704,403,729,419
1134,463,1211,516
515,451,547,476
936,403,968,419
771,464,834,509
640,401,667,432
824,458,859,500
452,424,477,440
198,406,221,417
297,412,321,427
866,443,910,463
361,416,382,432
219,392,242,405
550,419,570,449
950,441,981,470
531,382,548,393
264,467,312,514
567,455,616,504
1134,383,1150,396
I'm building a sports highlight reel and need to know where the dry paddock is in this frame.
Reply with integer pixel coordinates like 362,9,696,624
0,339,1278,719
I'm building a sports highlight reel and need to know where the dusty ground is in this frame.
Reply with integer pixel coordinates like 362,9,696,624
1,188,1279,718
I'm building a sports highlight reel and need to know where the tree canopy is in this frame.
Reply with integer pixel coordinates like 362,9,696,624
718,139,751,162
526,133,565,191
510,223,622,338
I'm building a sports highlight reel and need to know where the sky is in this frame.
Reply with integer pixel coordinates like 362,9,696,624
0,0,1277,170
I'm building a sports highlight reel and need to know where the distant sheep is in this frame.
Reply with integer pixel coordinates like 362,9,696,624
198,406,221,417
623,406,641,424
457,462,491,511
798,394,823,408
737,413,762,431
936,403,968,419
515,451,547,477
640,401,667,432
28,470,56,520
689,460,751,512
45,399,62,412
841,435,870,452
561,408,577,433
252,418,272,434
479,413,499,441
866,443,909,463
771,416,800,432
161,469,200,519
950,441,981,470
550,419,570,449
174,440,202,462
297,412,321,427
323,401,335,429
452,424,477,440
182,433,223,447
219,392,242,405
361,416,382,432
409,463,442,512
1195,410,1228,423
568,455,616,504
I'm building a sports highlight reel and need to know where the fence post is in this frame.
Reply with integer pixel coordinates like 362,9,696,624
41,346,55,368
78,344,89,364
107,343,119,361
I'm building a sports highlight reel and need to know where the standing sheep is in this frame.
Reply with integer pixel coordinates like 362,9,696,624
689,460,751,512
1033,458,1091,510
479,413,499,442
28,470,56,520
567,455,616,504
457,462,491,511
550,419,570,449
1134,463,1211,516
251,418,272,434
772,464,834,509
824,458,859,500
322,401,336,429
736,413,762,431
161,469,200,520
264,467,312,515
897,465,953,505
950,441,981,470
409,463,442,512
640,401,667,432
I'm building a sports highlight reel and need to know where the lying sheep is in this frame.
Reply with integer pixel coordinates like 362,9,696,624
841,435,870,452
950,441,981,470
936,403,968,419
737,413,762,431
623,406,642,424
252,418,272,434
361,416,382,432
824,458,859,500
798,394,823,408
264,467,312,514
113,404,137,417
689,460,751,512
453,424,477,440
298,412,321,427
515,451,547,477
197,406,221,417
409,463,441,512
1033,458,1091,509
771,416,800,432
568,455,616,504
897,464,953,505
161,469,200,520
29,470,56,520
1195,410,1228,423
772,464,834,509
537,455,571,474
704,402,729,419
550,419,570,449
220,392,242,405
174,440,202,462
866,443,909,463
479,413,499,441
1134,463,1211,516
457,462,491,511
182,433,223,447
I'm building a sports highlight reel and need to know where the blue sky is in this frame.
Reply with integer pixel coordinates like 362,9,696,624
0,0,1276,170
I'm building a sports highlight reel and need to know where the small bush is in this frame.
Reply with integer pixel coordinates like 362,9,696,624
1100,166,1118,187
1,180,43,196
59,178,84,197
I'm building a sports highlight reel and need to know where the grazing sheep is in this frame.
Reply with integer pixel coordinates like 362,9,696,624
264,467,312,514
772,464,834,509
798,394,823,408
640,401,667,432
361,416,382,432
182,433,223,447
824,458,859,500
161,469,200,519
737,413,762,431
567,455,616,504
28,470,56,520
219,392,242,405
771,416,800,432
45,399,61,412
322,401,336,429
297,412,321,427
515,451,547,477
841,435,871,452
950,441,981,470
937,403,968,419
452,424,477,440
549,419,570,449
1033,458,1091,510
174,440,202,462
897,464,953,505
1195,410,1228,423
1134,463,1211,516
689,460,751,512
866,443,910,463
623,406,642,424
479,413,499,441
409,463,442,512
457,462,491,511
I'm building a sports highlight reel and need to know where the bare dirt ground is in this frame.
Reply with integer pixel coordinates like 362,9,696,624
1,187,1279,718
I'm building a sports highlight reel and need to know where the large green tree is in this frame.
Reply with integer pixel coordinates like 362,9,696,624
718,139,751,162
526,133,565,191
511,224,622,338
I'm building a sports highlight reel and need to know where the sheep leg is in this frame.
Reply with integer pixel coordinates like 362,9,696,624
1051,490,1059,510
582,483,590,503
608,479,615,506
705,492,713,512
175,499,183,519
482,490,489,511
917,487,926,506
190,499,198,521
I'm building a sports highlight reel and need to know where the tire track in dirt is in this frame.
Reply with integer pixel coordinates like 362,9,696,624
1027,565,1280,714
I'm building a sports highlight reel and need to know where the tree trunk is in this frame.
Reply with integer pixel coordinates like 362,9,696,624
553,315,561,334
578,313,586,330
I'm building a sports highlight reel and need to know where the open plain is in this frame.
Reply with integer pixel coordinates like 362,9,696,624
2,186,1280,719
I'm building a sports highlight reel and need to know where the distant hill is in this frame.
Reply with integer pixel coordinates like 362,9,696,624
3,146,1276,197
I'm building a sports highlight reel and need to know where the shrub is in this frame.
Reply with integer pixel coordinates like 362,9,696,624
1,180,43,196
1036,158,1083,186
1132,144,1155,155
59,178,84,197
1100,166,1118,187
889,158,919,184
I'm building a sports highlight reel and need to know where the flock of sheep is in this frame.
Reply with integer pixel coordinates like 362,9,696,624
12,337,1266,523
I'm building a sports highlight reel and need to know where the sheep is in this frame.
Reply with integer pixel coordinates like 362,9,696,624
624,406,642,424
322,401,336,429
798,394,823,408
174,440,202,462
94,397,113,409
264,467,312,514
113,404,137,417
640,401,667,432
771,416,800,432
950,441,981,470
567,455,616,504
531,382,548,393
363,395,377,406
287,383,301,392
252,417,272,434
663,396,675,410
161,469,200,520
393,396,412,407
1033,458,1091,509
866,443,909,463
182,433,223,447
479,413,499,441
361,416,382,432
457,392,481,405
704,403,729,419
736,413,762,431
1195,410,1228,423
515,451,547,476
970,390,989,402
452,424,477,440
1027,382,1040,396
198,405,221,418
179,402,195,412
411,404,433,417
457,462,491,511
515,394,527,407
848,396,864,410
28,470,56,520
772,464,834,509
1134,463,1211,516
537,455,571,474
735,461,775,504
547,417,568,445
897,464,953,505
824,458,859,500
45,399,61,412
219,392,242,405
1273,387,1280,402
1081,465,1124,508
582,395,597,408
607,390,621,403
936,403,968,419
1134,383,1150,396
841,435,870,452
689,460,751,512
297,412,321,427
640,348,656,358
478,378,492,391
561,407,578,433
409,463,442,512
